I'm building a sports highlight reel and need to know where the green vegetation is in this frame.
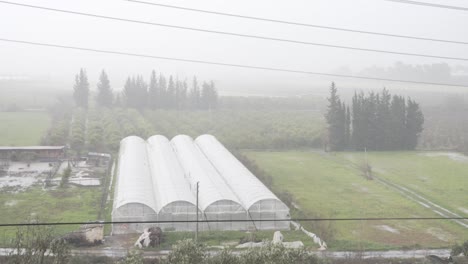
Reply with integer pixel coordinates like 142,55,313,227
0,112,51,145
42,108,324,153
0,187,101,245
341,151,468,217
145,109,323,149
245,150,468,250
162,239,318,264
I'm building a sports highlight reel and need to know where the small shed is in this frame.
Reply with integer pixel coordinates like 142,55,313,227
0,146,65,162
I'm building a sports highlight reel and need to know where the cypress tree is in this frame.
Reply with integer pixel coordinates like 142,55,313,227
148,70,158,109
189,77,201,109
159,74,167,108
96,70,113,108
390,95,406,149
325,82,346,151
167,76,176,109
73,68,89,109
405,98,424,150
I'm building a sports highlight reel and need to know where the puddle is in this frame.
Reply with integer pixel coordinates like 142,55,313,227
426,227,453,242
422,152,468,163
4,200,18,206
374,225,400,234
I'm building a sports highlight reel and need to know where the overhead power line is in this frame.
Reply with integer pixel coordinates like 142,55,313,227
1,1,467,62
0,217,467,227
385,0,468,11
126,0,468,45
0,38,467,88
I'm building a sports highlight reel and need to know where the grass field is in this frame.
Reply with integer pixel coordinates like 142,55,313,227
339,151,468,217
244,150,468,250
0,111,51,145
0,186,102,246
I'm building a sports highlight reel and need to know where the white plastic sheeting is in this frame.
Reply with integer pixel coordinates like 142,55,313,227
195,134,290,230
112,134,290,233
112,136,157,234
171,135,248,231
147,135,199,231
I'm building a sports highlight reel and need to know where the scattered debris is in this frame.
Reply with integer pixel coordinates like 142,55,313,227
63,224,104,246
425,255,453,264
134,227,164,248
236,230,304,249
291,221,327,250
272,231,284,244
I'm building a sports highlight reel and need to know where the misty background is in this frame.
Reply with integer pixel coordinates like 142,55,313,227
0,0,467,104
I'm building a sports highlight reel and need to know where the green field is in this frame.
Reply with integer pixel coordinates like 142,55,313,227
0,186,102,246
244,150,468,250
0,111,51,145
339,152,468,217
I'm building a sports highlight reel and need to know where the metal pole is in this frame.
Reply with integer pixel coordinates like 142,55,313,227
195,181,199,242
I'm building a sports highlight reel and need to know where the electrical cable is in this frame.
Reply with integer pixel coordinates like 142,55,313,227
125,0,468,45
0,38,467,88
0,1,467,61
385,0,468,11
0,217,467,227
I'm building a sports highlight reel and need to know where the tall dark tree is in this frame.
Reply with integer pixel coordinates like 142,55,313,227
345,106,351,148
390,95,406,150
166,76,176,108
189,76,201,109
148,70,158,109
159,74,167,108
325,82,346,151
123,76,147,109
73,68,89,108
179,80,188,109
200,81,218,110
405,98,424,149
96,70,113,107
135,75,148,109
376,88,392,150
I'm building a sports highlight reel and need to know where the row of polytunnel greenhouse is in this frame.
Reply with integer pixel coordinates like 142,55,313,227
112,134,290,234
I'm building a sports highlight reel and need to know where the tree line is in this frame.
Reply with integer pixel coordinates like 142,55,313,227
73,68,218,110
325,82,424,151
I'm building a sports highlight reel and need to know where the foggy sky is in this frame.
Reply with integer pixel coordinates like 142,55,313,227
1,0,467,95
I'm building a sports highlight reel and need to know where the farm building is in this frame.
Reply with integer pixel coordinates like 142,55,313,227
112,135,290,234
0,146,65,161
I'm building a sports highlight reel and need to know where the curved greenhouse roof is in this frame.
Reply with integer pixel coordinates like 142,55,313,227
147,135,197,213
113,136,157,215
171,135,243,211
195,134,287,211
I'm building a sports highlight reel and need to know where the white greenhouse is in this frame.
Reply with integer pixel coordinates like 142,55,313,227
147,135,200,231
112,134,290,234
112,136,157,234
195,135,290,230
171,135,248,231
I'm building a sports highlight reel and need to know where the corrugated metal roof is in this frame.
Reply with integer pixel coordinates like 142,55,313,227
147,135,197,212
171,135,243,211
195,134,286,210
113,136,157,214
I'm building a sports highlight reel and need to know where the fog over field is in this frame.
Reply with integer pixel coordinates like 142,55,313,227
1,0,467,97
